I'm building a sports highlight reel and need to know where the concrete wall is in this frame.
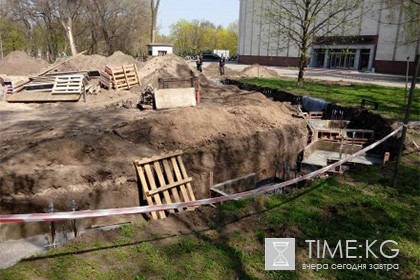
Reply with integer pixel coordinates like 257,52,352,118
238,0,418,74
150,46,173,56
154,88,196,110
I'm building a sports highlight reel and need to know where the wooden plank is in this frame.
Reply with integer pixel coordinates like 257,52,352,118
177,156,197,205
136,151,183,166
147,177,193,196
153,161,175,213
162,159,183,210
144,164,166,219
171,157,191,206
134,162,158,220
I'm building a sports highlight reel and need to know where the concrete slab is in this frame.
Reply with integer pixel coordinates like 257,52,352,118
154,87,196,110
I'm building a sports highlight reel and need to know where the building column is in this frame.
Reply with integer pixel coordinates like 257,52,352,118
368,47,375,71
310,49,316,67
323,49,330,68
354,49,361,70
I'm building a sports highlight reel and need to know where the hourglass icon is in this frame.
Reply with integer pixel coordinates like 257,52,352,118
273,242,289,266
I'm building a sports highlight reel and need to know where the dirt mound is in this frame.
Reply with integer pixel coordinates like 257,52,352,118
106,51,143,68
203,63,241,79
0,51,49,75
240,64,279,78
53,51,142,72
120,93,305,150
138,54,198,88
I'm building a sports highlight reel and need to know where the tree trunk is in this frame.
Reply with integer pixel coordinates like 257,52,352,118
298,46,307,86
150,0,160,43
61,17,77,56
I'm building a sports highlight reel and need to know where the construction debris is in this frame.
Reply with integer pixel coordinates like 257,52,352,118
134,151,197,220
7,72,89,103
100,64,140,90
137,85,155,110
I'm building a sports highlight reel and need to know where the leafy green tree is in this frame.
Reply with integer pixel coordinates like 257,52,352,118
169,19,238,57
259,0,363,85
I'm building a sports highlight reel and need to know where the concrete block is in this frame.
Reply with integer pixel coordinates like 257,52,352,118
154,87,196,110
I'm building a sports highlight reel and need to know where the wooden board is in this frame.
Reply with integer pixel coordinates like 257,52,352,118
52,75,85,94
133,151,196,220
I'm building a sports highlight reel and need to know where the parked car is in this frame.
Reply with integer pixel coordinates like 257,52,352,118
201,53,221,61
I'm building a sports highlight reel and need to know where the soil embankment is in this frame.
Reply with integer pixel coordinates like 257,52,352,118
0,53,308,240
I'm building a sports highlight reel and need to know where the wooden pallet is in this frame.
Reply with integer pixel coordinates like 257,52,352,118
104,64,140,90
52,74,85,94
134,151,196,220
99,70,112,89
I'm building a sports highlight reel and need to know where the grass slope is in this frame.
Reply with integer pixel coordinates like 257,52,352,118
242,78,420,121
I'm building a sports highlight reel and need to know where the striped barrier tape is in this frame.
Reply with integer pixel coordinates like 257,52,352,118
0,126,402,224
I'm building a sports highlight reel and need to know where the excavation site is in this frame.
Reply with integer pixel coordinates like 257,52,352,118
0,51,397,246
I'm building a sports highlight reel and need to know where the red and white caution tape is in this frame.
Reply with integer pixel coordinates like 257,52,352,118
0,126,402,224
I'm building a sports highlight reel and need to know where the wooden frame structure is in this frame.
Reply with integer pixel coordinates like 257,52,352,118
134,151,196,220
101,64,140,90
52,74,85,94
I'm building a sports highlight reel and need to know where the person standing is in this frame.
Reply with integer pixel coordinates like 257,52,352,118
219,54,226,75
196,56,203,72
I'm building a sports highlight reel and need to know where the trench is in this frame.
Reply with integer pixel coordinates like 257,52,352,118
0,80,399,242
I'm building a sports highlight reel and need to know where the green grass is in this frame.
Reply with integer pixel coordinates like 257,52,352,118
242,77,420,121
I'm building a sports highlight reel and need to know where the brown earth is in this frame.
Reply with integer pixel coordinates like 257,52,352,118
203,63,241,79
0,51,50,76
52,51,143,72
239,64,280,79
0,52,308,240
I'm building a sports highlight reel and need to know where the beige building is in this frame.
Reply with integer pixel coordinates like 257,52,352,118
238,0,418,75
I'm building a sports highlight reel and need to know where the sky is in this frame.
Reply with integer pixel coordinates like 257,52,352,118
158,0,239,35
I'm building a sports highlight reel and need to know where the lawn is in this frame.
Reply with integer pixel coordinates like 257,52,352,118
241,78,420,121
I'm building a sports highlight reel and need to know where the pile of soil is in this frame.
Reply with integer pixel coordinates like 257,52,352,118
138,54,200,88
240,64,279,78
0,51,49,75
0,92,307,240
53,51,142,72
203,63,240,79
0,50,310,241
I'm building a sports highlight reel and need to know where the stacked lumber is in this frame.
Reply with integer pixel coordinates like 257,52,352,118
134,151,197,220
99,64,140,90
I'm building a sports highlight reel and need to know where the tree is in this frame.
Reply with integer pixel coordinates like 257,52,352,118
54,0,83,56
260,0,363,84
150,0,160,43
170,19,238,56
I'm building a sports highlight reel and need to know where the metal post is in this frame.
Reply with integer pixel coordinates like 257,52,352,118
48,202,56,246
392,53,419,187
71,199,77,238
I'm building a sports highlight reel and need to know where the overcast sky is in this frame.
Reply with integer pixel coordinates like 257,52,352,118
158,0,240,35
